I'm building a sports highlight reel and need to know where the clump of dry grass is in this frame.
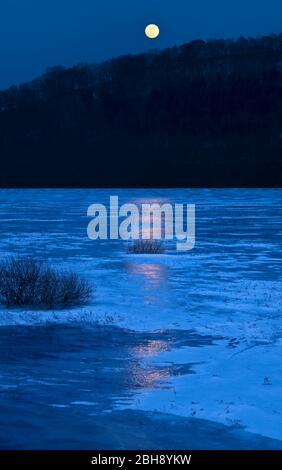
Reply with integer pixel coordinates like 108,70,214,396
0,256,92,309
127,240,165,254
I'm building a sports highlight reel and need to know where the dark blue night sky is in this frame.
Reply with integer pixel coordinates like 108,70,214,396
1,0,282,89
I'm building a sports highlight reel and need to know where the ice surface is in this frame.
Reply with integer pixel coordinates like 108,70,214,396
0,189,281,444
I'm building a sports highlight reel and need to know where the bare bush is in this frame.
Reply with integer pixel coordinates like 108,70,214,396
127,240,165,254
0,257,92,309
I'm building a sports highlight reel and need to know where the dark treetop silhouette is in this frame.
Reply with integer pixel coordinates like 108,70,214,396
0,34,282,187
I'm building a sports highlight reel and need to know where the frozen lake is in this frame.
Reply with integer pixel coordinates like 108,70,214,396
0,189,282,449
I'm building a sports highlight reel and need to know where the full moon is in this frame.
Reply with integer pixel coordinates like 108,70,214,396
145,24,160,39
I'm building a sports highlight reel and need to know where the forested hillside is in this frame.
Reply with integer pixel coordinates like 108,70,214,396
0,34,282,186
